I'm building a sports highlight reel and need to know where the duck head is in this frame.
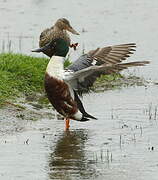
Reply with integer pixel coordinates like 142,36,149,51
54,18,79,35
32,38,69,57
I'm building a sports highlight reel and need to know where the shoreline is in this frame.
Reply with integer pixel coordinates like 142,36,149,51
0,53,149,110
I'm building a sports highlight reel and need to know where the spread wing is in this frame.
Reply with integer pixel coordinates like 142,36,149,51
65,61,149,94
68,43,136,72
67,43,138,94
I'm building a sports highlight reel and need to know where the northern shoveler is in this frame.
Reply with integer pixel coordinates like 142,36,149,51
32,18,79,57
35,38,149,130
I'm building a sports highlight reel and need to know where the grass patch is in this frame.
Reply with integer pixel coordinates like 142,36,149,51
0,53,145,106
96,73,123,83
0,53,49,105
0,53,73,106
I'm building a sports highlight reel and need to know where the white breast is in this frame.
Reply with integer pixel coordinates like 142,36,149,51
46,56,65,80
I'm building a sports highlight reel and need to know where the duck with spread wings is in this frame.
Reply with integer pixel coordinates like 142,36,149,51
33,38,149,130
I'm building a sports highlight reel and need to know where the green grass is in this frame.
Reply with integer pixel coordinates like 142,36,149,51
96,73,123,83
0,53,49,105
0,53,122,106
0,53,73,105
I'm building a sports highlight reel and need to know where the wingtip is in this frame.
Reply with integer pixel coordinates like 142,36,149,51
143,61,150,64
134,61,150,65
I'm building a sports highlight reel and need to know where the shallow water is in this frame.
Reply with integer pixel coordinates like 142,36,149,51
1,86,158,180
1,0,158,179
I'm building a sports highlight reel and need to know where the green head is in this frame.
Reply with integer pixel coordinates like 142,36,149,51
51,38,69,57
32,38,69,57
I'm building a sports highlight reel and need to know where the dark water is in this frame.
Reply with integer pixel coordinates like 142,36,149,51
0,0,158,179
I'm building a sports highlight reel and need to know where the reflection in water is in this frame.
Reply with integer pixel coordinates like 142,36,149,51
49,129,96,180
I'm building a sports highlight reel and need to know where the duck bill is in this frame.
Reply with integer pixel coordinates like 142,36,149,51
67,26,80,35
31,46,49,53
31,41,53,53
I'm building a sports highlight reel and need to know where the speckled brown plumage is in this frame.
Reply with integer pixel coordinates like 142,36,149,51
40,29,71,48
39,18,79,57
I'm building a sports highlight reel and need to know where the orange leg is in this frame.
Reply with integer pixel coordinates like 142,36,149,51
65,118,70,130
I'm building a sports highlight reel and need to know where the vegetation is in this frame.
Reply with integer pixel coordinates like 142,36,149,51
0,53,48,105
0,53,73,105
0,53,144,106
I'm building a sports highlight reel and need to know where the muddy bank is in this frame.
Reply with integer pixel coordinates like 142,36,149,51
92,75,148,92
0,102,53,136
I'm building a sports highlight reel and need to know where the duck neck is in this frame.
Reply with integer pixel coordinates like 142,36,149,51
46,56,65,79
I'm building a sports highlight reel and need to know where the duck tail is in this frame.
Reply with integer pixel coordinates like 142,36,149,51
74,90,97,121
80,113,97,122
84,112,97,120
80,116,90,122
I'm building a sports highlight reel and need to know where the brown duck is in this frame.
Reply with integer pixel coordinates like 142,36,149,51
32,18,79,57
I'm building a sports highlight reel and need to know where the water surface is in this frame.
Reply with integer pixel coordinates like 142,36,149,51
0,0,158,179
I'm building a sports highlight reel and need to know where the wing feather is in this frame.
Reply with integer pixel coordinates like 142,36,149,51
89,43,136,64
67,61,149,94
67,43,150,95
69,43,137,73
